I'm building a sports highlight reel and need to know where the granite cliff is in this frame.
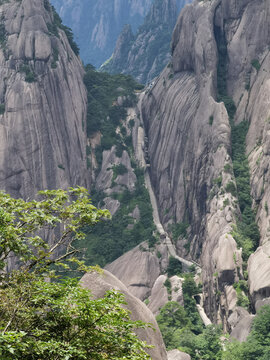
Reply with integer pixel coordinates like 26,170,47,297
1,0,270,357
0,0,88,200
96,0,270,338
138,0,270,328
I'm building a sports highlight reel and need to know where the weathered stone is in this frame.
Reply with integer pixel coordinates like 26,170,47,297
0,0,88,202
106,242,161,300
248,242,270,306
167,349,191,360
148,275,168,315
230,314,254,343
80,269,167,360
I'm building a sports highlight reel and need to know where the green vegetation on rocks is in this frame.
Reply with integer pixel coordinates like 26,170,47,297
79,168,156,267
214,24,260,262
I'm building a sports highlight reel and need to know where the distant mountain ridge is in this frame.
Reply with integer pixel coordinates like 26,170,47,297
101,0,191,84
50,0,153,67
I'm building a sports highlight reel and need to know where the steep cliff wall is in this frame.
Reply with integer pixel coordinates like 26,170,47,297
102,0,191,84
51,0,153,67
140,0,270,327
0,0,88,199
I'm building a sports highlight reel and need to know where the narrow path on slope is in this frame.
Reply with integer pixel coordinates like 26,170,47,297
134,93,197,269
132,92,211,326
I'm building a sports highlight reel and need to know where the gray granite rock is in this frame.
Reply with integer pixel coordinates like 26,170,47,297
106,242,161,300
0,0,88,201
167,349,191,360
80,269,168,360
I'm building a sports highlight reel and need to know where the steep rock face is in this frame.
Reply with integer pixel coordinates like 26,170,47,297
140,0,270,326
106,241,168,301
0,0,88,199
80,269,168,360
102,0,191,84
51,0,153,67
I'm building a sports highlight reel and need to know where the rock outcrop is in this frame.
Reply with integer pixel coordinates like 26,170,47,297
102,0,191,84
80,269,168,360
106,241,166,300
51,0,153,66
0,0,88,200
139,0,270,327
167,350,191,360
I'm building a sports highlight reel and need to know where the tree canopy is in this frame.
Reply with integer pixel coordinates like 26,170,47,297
0,188,151,359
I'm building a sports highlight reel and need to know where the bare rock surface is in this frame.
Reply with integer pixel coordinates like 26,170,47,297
148,275,168,315
0,0,88,200
230,314,254,343
248,242,270,306
228,306,250,330
80,269,167,360
106,242,161,300
167,349,191,360
95,148,136,193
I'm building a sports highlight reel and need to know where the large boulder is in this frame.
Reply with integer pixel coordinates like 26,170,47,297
167,349,191,360
105,242,161,300
80,269,168,360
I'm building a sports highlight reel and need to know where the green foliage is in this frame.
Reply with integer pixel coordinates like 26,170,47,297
182,275,204,335
57,163,65,170
164,278,172,297
265,202,269,215
251,59,261,71
0,188,110,276
51,46,59,68
225,181,237,197
0,278,151,360
223,198,230,207
169,222,189,241
209,115,214,126
78,169,155,267
20,64,36,83
231,224,254,262
224,163,232,174
84,65,140,138
213,175,222,188
233,280,250,309
167,256,182,277
230,121,260,257
156,302,189,349
157,300,222,359
0,189,151,359
111,163,128,183
47,6,79,55
0,103,5,114
43,0,50,11
214,25,236,121
195,325,223,360
0,23,7,48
